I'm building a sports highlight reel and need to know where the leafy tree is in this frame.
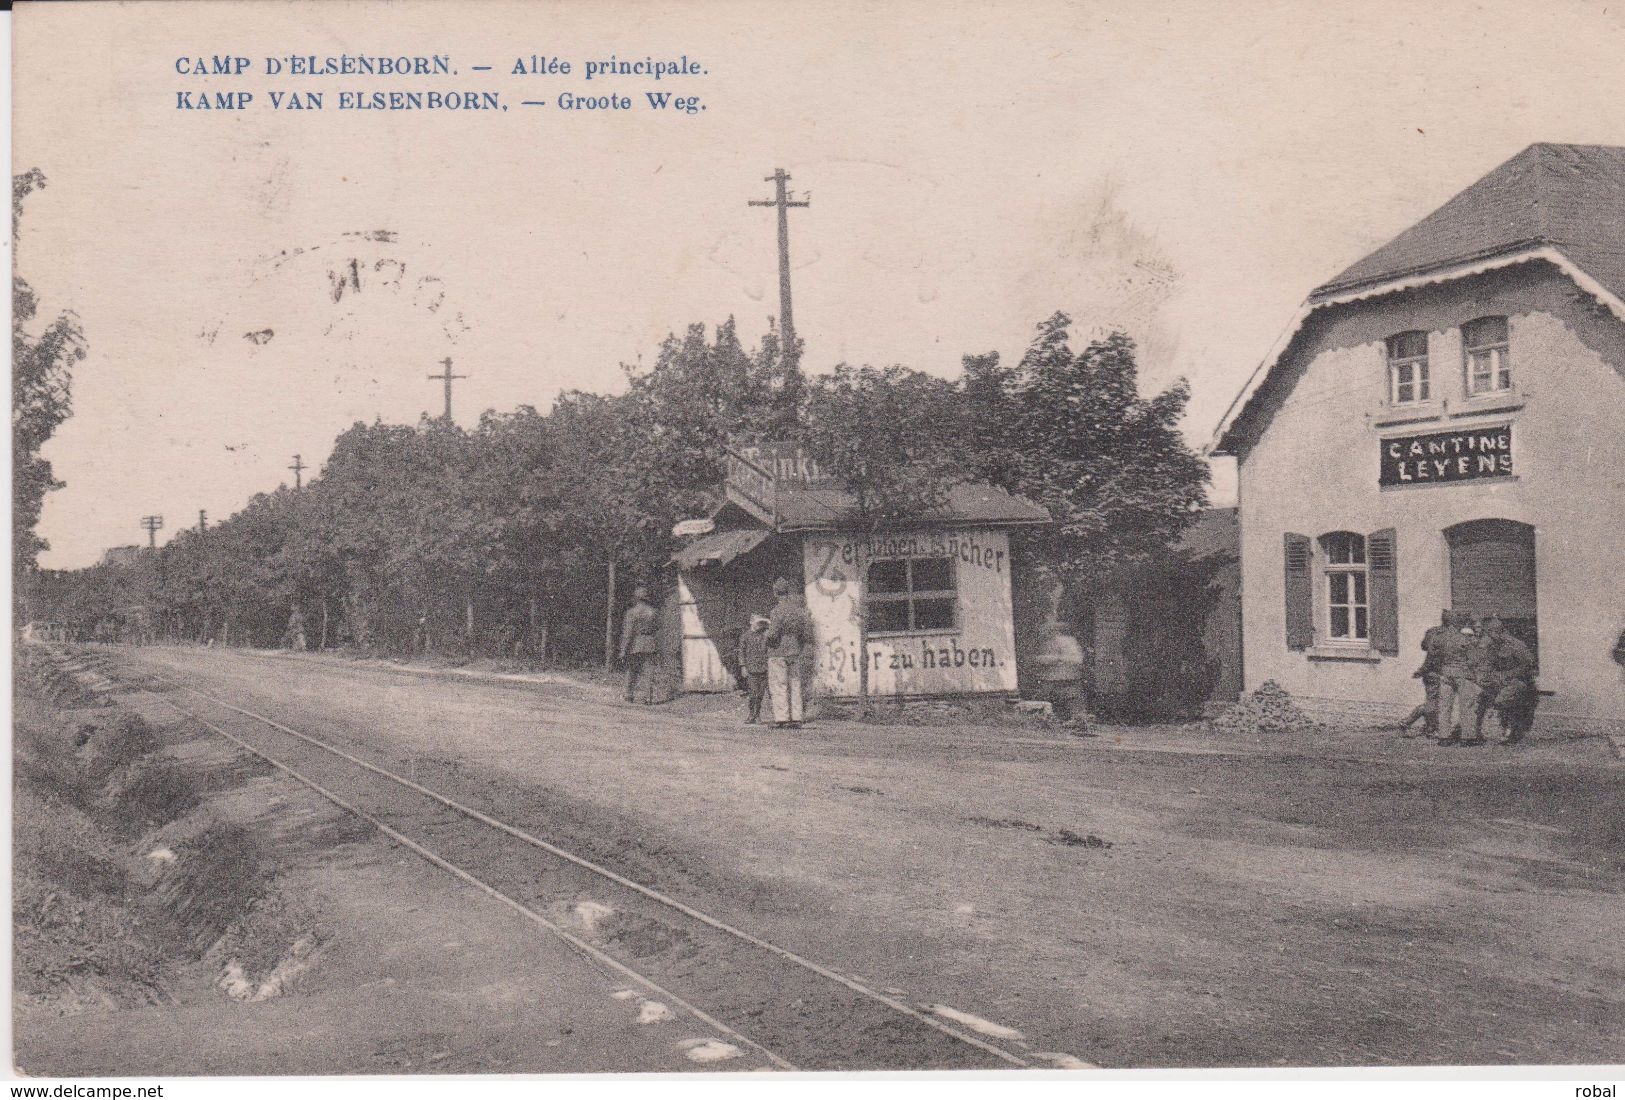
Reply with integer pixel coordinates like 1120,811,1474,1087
13,168,88,588
39,309,1210,700
959,313,1209,609
611,318,788,566
799,364,960,699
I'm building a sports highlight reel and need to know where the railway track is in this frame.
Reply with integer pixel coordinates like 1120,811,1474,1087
109,660,1048,1072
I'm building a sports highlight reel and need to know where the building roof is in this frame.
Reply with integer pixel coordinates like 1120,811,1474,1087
773,481,1051,532
1176,506,1237,560
1313,143,1625,301
1213,143,1625,455
672,528,772,570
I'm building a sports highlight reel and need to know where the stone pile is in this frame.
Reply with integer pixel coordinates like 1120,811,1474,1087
1208,680,1323,736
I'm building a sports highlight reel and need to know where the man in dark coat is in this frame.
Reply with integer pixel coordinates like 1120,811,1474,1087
619,584,660,705
764,577,813,728
1476,616,1539,744
738,614,771,724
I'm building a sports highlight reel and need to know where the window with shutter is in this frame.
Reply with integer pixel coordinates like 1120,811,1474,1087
1283,532,1313,650
1367,527,1399,655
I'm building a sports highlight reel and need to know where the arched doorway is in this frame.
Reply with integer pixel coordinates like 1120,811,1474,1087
1446,519,1538,660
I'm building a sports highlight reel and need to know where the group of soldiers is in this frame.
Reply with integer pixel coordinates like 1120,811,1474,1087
1397,609,1538,745
618,577,816,729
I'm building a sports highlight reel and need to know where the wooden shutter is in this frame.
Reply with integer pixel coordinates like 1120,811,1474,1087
1367,527,1399,656
1283,532,1313,650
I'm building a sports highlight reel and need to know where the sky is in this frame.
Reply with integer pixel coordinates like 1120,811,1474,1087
16,0,1625,568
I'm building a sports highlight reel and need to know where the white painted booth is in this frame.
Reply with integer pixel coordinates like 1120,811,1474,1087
672,445,1048,700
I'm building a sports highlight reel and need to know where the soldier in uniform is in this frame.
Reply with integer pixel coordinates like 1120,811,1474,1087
1434,611,1480,745
764,577,813,728
1476,615,1539,744
1398,608,1450,737
619,584,660,705
738,614,771,724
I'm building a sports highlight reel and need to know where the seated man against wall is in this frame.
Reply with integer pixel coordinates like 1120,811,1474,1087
1476,615,1539,745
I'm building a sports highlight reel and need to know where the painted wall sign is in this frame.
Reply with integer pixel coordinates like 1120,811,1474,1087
724,450,777,524
1380,424,1512,487
801,527,1019,698
733,442,826,485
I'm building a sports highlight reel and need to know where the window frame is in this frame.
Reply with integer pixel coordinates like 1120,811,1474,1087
1385,331,1431,407
864,554,959,637
1463,316,1512,397
1320,532,1370,644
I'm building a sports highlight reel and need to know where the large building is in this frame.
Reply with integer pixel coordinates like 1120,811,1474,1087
1213,143,1625,731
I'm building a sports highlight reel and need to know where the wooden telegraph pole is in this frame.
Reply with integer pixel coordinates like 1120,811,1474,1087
289,454,306,489
141,515,164,549
748,168,811,379
429,357,467,422
604,561,617,673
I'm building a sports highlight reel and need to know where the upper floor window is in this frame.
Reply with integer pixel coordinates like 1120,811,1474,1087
1321,531,1368,642
1386,331,1430,405
1463,316,1511,396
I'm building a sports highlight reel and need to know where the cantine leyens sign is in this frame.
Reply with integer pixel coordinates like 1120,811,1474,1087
1380,424,1513,487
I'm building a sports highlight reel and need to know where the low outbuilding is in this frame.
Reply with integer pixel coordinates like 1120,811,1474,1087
672,444,1050,699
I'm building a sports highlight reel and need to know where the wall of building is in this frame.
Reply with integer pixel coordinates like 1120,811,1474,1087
1235,262,1625,726
800,527,1019,698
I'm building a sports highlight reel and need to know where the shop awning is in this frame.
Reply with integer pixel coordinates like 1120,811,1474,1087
672,528,772,570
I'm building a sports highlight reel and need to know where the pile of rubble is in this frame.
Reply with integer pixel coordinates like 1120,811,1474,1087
1208,680,1324,736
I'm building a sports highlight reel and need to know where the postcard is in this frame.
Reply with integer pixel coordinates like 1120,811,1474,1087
11,0,1624,1087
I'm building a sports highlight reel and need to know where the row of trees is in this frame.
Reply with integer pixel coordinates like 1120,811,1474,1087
14,169,88,586
39,312,1210,675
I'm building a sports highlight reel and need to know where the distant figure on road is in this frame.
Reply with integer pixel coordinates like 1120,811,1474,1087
620,585,660,705
1034,619,1087,729
739,614,771,725
765,577,812,729
283,606,308,652
1397,608,1450,737
1476,615,1539,745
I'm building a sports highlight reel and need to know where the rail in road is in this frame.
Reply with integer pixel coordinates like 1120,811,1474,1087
101,656,1050,1072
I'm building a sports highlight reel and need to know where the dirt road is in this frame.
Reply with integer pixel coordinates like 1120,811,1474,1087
100,646,1625,1068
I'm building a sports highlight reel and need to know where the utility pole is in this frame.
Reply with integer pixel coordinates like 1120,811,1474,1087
198,510,208,534
141,515,164,549
428,357,467,422
604,561,617,673
289,454,306,489
748,168,811,377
